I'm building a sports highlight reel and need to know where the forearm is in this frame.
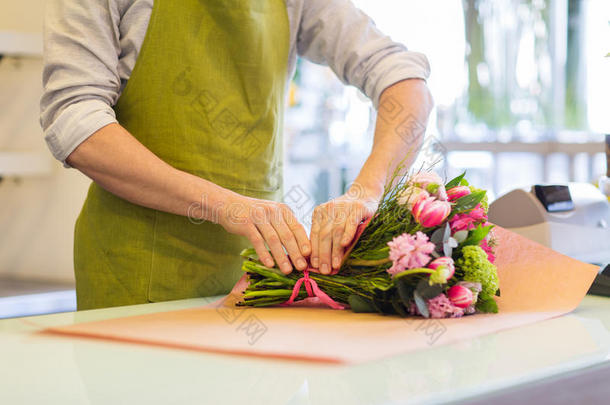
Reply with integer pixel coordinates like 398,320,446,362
352,79,434,199
66,123,233,222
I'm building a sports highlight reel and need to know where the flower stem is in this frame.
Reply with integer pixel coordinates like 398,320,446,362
346,258,391,266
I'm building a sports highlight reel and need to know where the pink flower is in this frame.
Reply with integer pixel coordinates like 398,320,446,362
457,282,482,314
480,239,496,263
447,186,471,201
387,232,435,276
411,172,443,188
449,204,488,233
410,172,447,201
412,197,451,228
428,257,455,280
415,294,464,318
447,285,474,308
397,186,430,210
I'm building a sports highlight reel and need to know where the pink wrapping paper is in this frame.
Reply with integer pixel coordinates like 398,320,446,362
45,227,599,364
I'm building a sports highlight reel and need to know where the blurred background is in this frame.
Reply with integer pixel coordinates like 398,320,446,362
0,0,608,317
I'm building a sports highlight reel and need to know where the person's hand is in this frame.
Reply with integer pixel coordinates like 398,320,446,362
310,185,379,275
218,193,311,274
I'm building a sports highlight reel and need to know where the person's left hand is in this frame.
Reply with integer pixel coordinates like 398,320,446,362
309,186,380,275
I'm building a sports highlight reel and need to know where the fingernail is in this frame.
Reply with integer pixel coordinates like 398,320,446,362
281,263,292,274
297,258,307,269
312,257,319,268
265,259,274,267
302,244,311,255
332,256,340,268
320,263,329,274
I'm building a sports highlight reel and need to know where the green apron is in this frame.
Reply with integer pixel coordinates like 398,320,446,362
74,0,289,310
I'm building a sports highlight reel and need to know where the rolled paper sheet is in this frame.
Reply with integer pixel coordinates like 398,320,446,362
45,226,599,364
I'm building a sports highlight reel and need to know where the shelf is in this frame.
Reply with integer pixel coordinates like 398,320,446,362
0,151,53,177
0,31,42,56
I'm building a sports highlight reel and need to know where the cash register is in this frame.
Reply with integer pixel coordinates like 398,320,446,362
489,182,610,297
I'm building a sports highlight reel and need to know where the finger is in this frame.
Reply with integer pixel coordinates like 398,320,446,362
282,206,311,258
318,204,334,275
341,203,365,247
257,222,293,274
331,220,346,272
309,207,322,268
271,208,307,271
246,225,274,268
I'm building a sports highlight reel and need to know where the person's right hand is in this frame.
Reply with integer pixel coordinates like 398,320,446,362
218,194,311,274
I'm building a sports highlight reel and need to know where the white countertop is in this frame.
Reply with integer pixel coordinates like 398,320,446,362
1,295,610,405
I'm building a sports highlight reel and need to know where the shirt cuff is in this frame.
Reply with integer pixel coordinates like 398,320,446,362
44,99,117,167
365,51,431,109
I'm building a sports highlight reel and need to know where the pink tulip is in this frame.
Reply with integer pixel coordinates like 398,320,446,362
412,197,451,228
428,257,455,280
411,172,443,189
397,186,430,210
447,285,474,308
447,186,471,202
411,172,447,201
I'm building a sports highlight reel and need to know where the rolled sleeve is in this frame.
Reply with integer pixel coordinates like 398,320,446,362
44,99,117,164
40,0,124,165
296,0,431,108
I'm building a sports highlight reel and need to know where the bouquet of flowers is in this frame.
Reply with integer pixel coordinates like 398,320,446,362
238,170,500,318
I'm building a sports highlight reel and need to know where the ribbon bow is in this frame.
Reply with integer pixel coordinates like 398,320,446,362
282,269,345,310
281,218,373,310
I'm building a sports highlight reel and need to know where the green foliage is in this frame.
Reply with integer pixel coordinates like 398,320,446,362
452,190,487,215
461,224,494,247
413,290,430,318
455,246,499,297
475,291,499,313
348,295,376,313
468,186,489,211
445,172,466,189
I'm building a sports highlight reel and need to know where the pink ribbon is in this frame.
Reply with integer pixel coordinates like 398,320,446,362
282,269,345,310
281,218,374,310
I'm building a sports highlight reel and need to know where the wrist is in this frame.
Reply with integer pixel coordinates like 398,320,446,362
347,179,384,202
186,179,240,225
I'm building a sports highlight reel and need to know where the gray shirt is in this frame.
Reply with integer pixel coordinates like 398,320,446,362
40,0,430,163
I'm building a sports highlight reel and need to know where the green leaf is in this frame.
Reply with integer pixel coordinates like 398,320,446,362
348,295,377,313
452,190,486,214
445,171,466,189
413,290,430,318
391,295,408,317
415,278,444,300
461,224,495,247
396,278,415,308
475,292,499,313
